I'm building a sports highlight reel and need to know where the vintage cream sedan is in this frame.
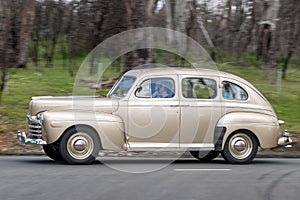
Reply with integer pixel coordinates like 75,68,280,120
17,67,292,164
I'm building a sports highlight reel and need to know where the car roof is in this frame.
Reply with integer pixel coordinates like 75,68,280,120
122,66,271,105
125,67,243,81
124,67,267,101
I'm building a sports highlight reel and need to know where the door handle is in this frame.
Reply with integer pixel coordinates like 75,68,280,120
180,104,190,107
170,105,179,107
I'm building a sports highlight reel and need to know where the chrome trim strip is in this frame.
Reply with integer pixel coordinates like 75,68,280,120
128,147,214,152
29,125,42,129
127,142,215,151
180,143,215,148
29,129,42,133
128,142,178,148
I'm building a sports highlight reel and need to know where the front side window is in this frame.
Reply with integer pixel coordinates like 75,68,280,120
222,81,248,100
136,78,175,98
182,78,217,99
109,76,136,98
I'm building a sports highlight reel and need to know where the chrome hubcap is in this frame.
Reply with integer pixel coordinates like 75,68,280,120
73,139,87,151
67,133,94,160
229,133,253,160
234,139,246,152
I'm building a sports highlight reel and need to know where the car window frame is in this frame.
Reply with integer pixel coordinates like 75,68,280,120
181,77,218,100
134,77,176,99
108,75,137,98
221,80,249,101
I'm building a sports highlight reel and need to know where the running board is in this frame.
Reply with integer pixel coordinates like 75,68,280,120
127,147,215,152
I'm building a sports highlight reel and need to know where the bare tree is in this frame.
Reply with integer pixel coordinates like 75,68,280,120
191,0,217,60
234,0,257,57
165,0,174,42
281,0,300,79
175,0,186,34
0,1,13,103
30,2,42,67
16,0,36,68
222,0,233,57
89,0,112,75
256,0,280,67
125,0,157,72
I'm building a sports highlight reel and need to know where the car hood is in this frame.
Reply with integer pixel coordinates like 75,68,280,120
29,96,116,115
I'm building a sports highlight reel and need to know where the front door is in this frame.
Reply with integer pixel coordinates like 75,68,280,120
127,76,180,150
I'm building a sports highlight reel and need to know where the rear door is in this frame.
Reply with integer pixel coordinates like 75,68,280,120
179,75,221,150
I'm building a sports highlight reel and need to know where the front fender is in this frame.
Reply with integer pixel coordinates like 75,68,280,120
42,110,125,150
216,112,281,149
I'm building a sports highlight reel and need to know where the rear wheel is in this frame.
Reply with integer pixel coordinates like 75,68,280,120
190,151,220,162
221,131,258,164
59,126,101,165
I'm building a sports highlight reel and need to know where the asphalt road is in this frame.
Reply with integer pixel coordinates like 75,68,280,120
1,156,300,200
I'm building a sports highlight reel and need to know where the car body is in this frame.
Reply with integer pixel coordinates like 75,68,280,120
17,67,292,164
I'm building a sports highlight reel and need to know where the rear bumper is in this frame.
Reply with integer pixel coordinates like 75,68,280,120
17,131,47,146
277,130,293,148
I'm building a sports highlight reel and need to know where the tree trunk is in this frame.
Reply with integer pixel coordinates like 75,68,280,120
0,1,13,104
16,0,36,68
257,0,280,67
165,0,174,42
124,0,147,72
237,0,256,57
282,50,293,79
175,0,186,34
223,0,233,57
175,0,186,66
0,70,8,104
193,1,217,61
145,0,158,63
281,0,300,79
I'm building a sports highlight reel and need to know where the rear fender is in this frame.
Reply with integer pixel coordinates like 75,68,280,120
216,112,280,149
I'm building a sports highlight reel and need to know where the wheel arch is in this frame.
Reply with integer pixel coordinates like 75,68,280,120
62,124,102,149
222,129,260,150
214,127,260,151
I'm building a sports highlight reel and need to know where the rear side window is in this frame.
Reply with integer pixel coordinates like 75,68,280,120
182,78,217,99
222,81,248,100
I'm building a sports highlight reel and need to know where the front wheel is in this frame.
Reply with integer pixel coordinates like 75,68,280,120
59,126,101,165
221,131,258,164
43,143,62,161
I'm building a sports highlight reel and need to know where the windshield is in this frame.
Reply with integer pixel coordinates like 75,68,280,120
108,76,136,98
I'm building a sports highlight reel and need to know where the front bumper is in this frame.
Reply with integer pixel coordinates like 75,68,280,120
277,130,293,148
17,131,47,145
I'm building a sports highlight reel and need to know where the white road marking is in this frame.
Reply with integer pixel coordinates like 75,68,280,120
174,168,232,172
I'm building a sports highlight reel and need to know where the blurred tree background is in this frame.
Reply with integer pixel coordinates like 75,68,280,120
1,0,299,81
0,0,299,132
0,0,300,136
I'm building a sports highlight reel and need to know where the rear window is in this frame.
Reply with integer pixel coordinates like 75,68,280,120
222,81,248,100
